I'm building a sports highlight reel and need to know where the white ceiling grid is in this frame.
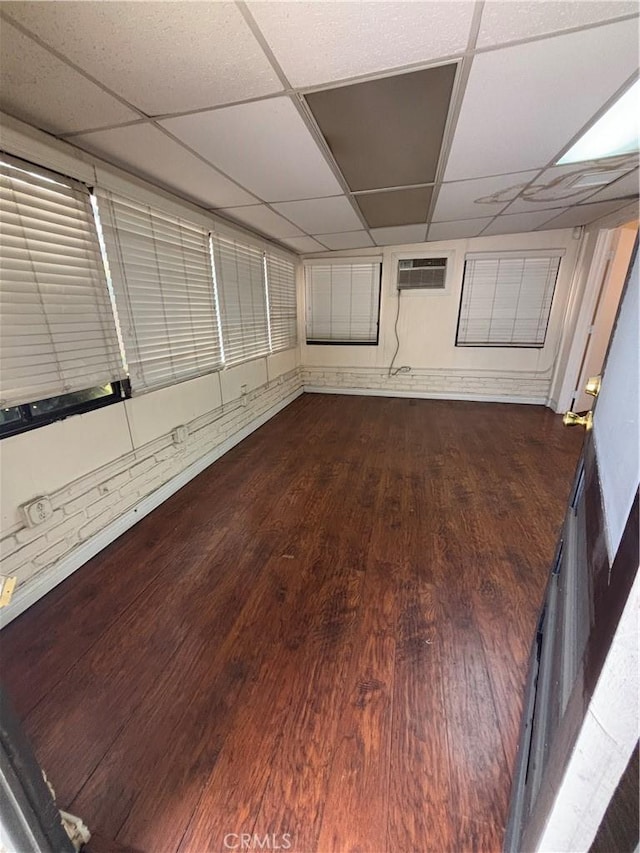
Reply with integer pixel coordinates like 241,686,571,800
0,0,638,254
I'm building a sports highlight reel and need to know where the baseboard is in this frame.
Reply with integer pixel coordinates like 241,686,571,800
303,385,548,406
1,387,303,628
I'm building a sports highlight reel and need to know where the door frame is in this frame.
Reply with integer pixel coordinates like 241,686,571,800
0,685,75,853
554,227,616,414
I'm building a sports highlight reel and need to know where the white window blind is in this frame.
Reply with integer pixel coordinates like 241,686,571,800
265,251,297,353
305,261,381,343
96,190,223,393
0,155,125,408
211,234,269,366
457,253,562,347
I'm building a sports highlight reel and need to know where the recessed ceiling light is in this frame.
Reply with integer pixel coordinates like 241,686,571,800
558,79,640,165
569,169,629,188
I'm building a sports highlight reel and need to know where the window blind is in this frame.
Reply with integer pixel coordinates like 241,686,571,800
211,234,269,365
0,155,125,408
96,190,223,393
265,251,297,353
457,253,562,347
305,261,381,343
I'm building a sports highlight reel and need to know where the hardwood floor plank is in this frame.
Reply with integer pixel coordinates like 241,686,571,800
0,395,583,853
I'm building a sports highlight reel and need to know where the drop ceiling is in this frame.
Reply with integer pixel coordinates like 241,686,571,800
0,0,638,254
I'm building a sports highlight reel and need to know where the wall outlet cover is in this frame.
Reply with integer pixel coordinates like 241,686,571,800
172,425,189,445
21,496,54,528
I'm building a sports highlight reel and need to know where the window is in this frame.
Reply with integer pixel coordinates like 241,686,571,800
95,190,223,393
456,252,562,347
211,234,269,366
265,251,297,353
1,152,299,437
0,382,127,438
0,155,126,410
305,260,382,344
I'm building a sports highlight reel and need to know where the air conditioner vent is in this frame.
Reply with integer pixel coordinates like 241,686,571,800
397,257,447,290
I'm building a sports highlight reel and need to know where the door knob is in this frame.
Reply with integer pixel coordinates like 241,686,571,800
563,410,593,430
585,375,602,397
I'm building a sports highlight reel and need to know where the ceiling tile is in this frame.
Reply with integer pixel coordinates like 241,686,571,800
477,2,638,48
481,210,567,236
280,236,328,253
306,65,456,191
427,218,494,241
2,1,283,114
314,231,375,250
432,171,540,221
356,187,432,228
272,196,362,234
72,124,257,209
540,200,633,229
161,98,343,202
0,19,138,135
246,1,474,87
216,205,304,239
444,19,639,180
370,225,428,246
582,168,639,203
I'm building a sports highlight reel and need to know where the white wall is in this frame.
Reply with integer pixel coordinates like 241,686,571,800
300,230,582,404
594,248,639,560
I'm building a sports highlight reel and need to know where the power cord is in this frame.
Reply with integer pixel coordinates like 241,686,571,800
388,287,412,377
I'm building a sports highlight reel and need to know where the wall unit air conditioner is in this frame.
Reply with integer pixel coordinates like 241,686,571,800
397,257,448,290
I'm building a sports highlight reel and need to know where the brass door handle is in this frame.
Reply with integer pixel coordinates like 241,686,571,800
585,375,602,397
563,410,593,430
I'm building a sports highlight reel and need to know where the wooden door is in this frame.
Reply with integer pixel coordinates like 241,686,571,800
505,240,639,852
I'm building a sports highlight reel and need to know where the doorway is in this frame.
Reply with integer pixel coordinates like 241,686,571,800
559,220,638,415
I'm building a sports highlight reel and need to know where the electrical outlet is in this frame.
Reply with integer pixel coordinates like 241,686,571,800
241,384,248,407
21,496,53,528
172,424,189,445
0,575,17,608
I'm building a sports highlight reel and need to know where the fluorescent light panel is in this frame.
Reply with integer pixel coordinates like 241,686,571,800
558,80,640,164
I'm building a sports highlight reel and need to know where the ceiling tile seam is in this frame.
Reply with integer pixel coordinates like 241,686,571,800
145,90,293,123
441,168,554,185
298,53,466,97
4,5,637,132
352,182,436,196
60,119,150,139
314,229,372,237
432,204,515,225
146,121,275,204
573,168,640,206
213,208,329,251
292,10,640,101
212,192,335,250
291,93,371,233
0,10,150,122
472,12,640,59
253,11,639,102
211,210,302,253
235,1,292,90
0,6,292,225
0,15,311,255
498,174,631,218
533,202,625,232
214,193,346,210
425,1,483,230
544,71,640,172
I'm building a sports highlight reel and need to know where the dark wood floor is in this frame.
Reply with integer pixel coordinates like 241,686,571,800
1,394,583,853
